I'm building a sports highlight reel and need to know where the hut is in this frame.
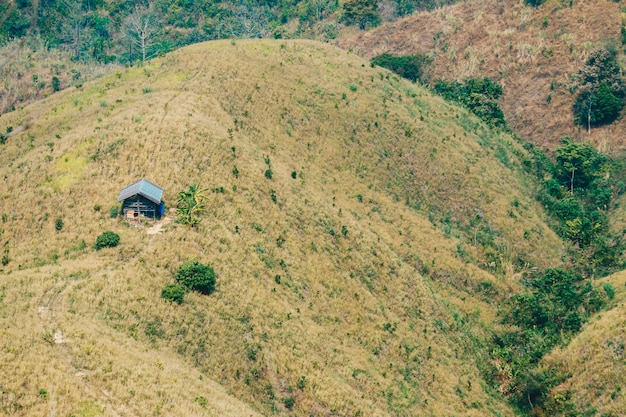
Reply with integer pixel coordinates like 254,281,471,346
117,178,165,221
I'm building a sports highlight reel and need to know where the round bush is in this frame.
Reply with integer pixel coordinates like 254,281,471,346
574,83,624,128
161,283,185,304
95,231,120,250
176,260,216,295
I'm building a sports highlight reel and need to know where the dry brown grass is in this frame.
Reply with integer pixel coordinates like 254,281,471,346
0,36,120,116
0,260,262,416
0,39,569,416
337,0,625,151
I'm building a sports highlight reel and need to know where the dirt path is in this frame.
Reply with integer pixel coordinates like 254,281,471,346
146,216,172,235
37,277,138,417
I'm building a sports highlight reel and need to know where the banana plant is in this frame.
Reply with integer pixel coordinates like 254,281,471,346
176,184,207,227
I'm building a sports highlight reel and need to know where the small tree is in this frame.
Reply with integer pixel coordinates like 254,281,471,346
176,184,207,227
176,260,216,295
161,283,185,304
342,0,380,29
51,76,60,92
95,231,120,250
554,138,609,193
123,6,160,63
573,48,625,130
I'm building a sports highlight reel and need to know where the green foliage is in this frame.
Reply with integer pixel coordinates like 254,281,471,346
573,48,625,129
494,268,605,413
505,268,601,335
94,231,120,250
283,396,295,410
574,82,624,128
194,396,208,408
371,53,432,83
297,375,306,390
51,76,60,92
161,283,185,304
176,184,207,227
434,78,506,128
54,217,63,231
341,0,380,29
525,0,546,6
535,138,626,276
602,282,615,299
176,260,216,295
554,138,610,193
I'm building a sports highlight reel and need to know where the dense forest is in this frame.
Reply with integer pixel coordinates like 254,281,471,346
0,0,455,64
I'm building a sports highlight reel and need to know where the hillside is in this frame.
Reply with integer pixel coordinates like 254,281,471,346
337,0,625,151
0,39,570,416
542,270,626,416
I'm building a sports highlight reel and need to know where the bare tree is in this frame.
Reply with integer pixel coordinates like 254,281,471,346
218,2,270,39
123,6,159,63
60,0,90,60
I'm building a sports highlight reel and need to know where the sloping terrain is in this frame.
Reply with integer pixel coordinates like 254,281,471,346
0,39,569,416
337,0,625,151
543,270,626,416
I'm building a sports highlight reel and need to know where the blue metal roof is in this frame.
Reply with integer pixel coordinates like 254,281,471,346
117,178,163,204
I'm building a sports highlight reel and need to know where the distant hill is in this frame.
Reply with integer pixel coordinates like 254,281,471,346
0,39,572,416
337,0,625,151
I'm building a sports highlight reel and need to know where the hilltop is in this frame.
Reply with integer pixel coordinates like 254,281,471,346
0,39,607,416
337,0,625,151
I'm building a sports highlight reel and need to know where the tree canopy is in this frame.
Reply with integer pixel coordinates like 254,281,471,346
573,48,625,129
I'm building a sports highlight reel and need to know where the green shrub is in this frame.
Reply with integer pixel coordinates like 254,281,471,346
283,396,295,410
194,396,207,408
161,283,185,304
434,77,506,128
574,82,624,128
573,49,625,129
176,260,216,295
603,282,615,299
54,217,63,231
371,53,431,83
495,267,605,413
51,76,60,92
95,231,120,250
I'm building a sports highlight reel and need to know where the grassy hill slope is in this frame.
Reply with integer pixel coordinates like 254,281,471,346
0,39,568,416
337,0,625,151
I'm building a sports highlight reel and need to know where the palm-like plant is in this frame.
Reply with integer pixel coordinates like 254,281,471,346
176,184,207,226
